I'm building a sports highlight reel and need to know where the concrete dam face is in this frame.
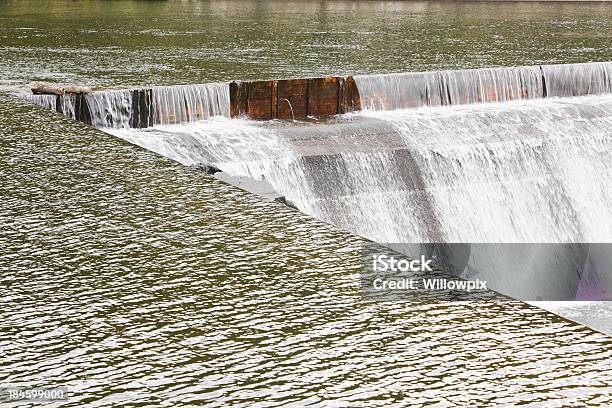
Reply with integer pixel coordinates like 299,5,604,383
24,62,612,301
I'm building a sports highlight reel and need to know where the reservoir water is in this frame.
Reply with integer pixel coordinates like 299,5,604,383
2,1,612,89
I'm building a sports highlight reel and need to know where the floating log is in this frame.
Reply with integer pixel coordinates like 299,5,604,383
31,82,91,95
63,85,92,94
31,82,65,95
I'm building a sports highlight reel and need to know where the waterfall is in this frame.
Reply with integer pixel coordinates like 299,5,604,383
358,96,612,243
85,89,133,128
354,65,545,110
58,94,76,118
85,83,230,129
25,62,612,127
151,83,230,126
105,94,612,300
107,94,612,244
20,62,612,301
541,62,612,97
25,94,76,119
25,94,57,111
26,83,230,129
107,118,312,205
353,62,612,111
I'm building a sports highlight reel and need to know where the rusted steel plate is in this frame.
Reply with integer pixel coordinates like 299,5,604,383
132,89,153,128
247,81,274,120
278,79,308,119
229,82,248,117
308,77,339,117
228,76,362,120
339,76,361,113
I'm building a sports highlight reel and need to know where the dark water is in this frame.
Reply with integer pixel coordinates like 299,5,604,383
1,0,611,89
2,0,612,405
2,94,612,406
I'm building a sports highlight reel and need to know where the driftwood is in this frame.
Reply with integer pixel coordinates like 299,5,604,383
63,85,92,94
31,82,91,95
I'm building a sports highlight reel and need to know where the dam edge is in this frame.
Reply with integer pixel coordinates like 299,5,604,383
25,61,612,128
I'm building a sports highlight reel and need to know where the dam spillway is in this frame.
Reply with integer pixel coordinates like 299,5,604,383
21,61,612,301
109,94,612,244
25,62,612,127
22,61,612,244
353,62,612,110
106,93,612,301
27,83,231,128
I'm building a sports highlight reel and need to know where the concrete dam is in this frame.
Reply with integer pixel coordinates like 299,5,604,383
27,61,612,125
24,62,612,302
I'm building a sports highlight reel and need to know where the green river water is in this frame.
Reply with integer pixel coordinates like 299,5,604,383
1,1,611,406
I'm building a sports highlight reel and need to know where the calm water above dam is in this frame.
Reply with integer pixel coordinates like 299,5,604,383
1,0,612,89
2,0,612,406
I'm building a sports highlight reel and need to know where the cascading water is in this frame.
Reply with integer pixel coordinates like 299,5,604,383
23,62,612,300
353,65,545,110
541,62,612,97
25,93,76,117
25,94,57,111
58,94,76,119
85,89,134,128
44,83,232,129
106,94,612,300
108,118,315,206
23,62,611,127
353,62,612,111
356,97,612,243
150,83,230,125
108,94,612,243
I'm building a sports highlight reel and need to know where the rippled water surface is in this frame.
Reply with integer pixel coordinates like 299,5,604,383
2,90,612,407
1,0,611,89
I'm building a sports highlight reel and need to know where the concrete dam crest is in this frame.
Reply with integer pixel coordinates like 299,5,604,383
25,61,612,127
